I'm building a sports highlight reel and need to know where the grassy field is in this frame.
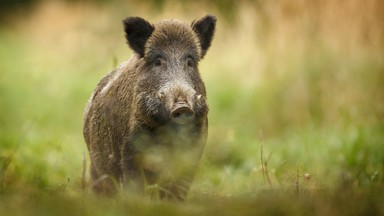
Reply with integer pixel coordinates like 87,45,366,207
0,0,383,215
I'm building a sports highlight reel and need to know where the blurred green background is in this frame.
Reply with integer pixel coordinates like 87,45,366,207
0,0,383,215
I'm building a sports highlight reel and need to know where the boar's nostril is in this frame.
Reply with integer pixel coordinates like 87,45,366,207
171,103,195,125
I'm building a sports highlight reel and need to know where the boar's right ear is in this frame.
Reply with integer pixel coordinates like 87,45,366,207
123,17,154,57
192,15,217,59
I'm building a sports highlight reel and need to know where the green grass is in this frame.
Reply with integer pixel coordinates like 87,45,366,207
1,0,384,215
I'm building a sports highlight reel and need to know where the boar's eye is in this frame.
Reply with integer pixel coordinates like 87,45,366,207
154,57,162,67
147,53,164,67
186,55,196,67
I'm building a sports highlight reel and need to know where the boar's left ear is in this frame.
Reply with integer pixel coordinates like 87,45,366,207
192,15,217,59
123,17,154,57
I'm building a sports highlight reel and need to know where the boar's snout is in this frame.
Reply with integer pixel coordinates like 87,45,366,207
170,102,195,125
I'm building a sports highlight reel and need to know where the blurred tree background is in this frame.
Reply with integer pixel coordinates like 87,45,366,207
0,0,383,214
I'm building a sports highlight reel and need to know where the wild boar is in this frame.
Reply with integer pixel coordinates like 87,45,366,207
83,15,216,200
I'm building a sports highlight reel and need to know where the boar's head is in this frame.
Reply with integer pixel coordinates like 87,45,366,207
123,15,216,128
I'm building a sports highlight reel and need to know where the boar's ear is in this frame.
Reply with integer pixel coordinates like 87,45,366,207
123,17,154,57
192,15,217,58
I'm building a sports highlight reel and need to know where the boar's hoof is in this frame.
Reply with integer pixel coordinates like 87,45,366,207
171,103,195,125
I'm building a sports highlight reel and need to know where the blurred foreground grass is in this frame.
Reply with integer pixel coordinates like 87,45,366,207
0,0,383,215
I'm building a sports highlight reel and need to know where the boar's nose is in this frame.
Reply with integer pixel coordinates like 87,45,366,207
170,102,195,125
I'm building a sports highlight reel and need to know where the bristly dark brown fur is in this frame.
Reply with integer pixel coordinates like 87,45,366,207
84,15,216,200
